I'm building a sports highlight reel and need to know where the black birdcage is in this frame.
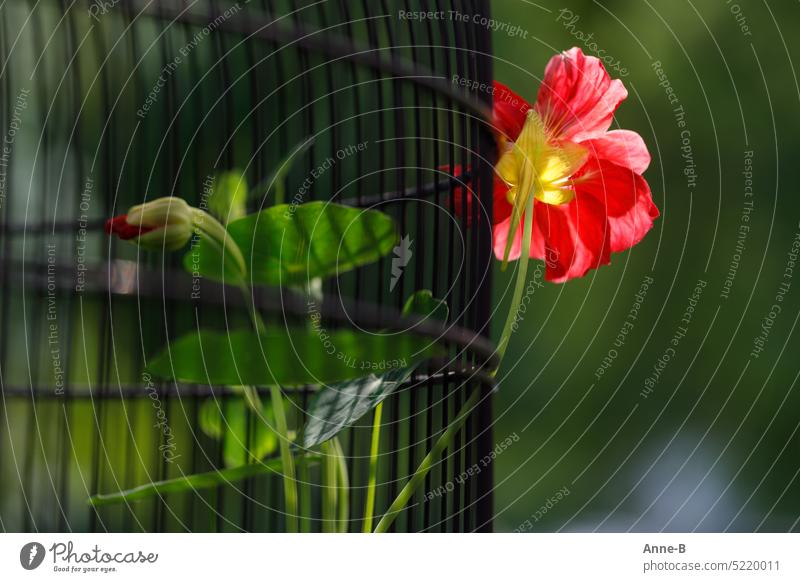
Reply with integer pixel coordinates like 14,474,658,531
0,0,496,532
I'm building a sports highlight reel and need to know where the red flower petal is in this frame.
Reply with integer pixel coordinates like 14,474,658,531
492,195,611,283
445,164,475,226
535,196,612,282
492,81,531,141
491,157,658,281
581,130,651,174
575,158,659,253
535,47,628,143
105,214,156,240
492,214,522,262
492,178,513,224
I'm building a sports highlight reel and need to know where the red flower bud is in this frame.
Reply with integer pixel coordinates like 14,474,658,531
104,214,157,240
104,197,246,277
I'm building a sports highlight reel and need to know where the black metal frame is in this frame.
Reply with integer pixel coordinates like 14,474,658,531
0,0,496,532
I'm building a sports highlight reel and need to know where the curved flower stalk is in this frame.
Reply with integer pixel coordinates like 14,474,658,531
375,47,659,532
361,401,383,532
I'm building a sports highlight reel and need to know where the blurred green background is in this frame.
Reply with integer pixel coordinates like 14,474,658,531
490,0,800,531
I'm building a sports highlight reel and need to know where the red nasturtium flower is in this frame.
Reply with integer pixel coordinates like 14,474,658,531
491,47,658,282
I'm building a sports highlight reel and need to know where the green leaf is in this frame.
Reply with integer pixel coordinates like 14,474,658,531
88,454,320,507
208,170,248,224
199,398,278,468
147,327,437,387
303,365,421,448
303,290,448,447
188,202,397,286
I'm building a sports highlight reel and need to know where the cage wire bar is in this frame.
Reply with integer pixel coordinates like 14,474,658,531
0,0,496,532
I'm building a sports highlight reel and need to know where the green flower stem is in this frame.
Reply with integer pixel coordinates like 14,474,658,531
239,283,298,533
270,383,299,533
298,455,312,533
241,385,263,415
372,194,535,533
332,437,350,533
88,454,320,507
495,192,536,366
275,179,286,206
296,278,321,534
373,386,481,533
321,440,338,532
362,402,383,532
192,208,247,277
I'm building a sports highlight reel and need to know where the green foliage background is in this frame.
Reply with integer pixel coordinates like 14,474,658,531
489,0,800,531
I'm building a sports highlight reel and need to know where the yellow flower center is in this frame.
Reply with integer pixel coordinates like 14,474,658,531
494,110,589,264
495,110,588,207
